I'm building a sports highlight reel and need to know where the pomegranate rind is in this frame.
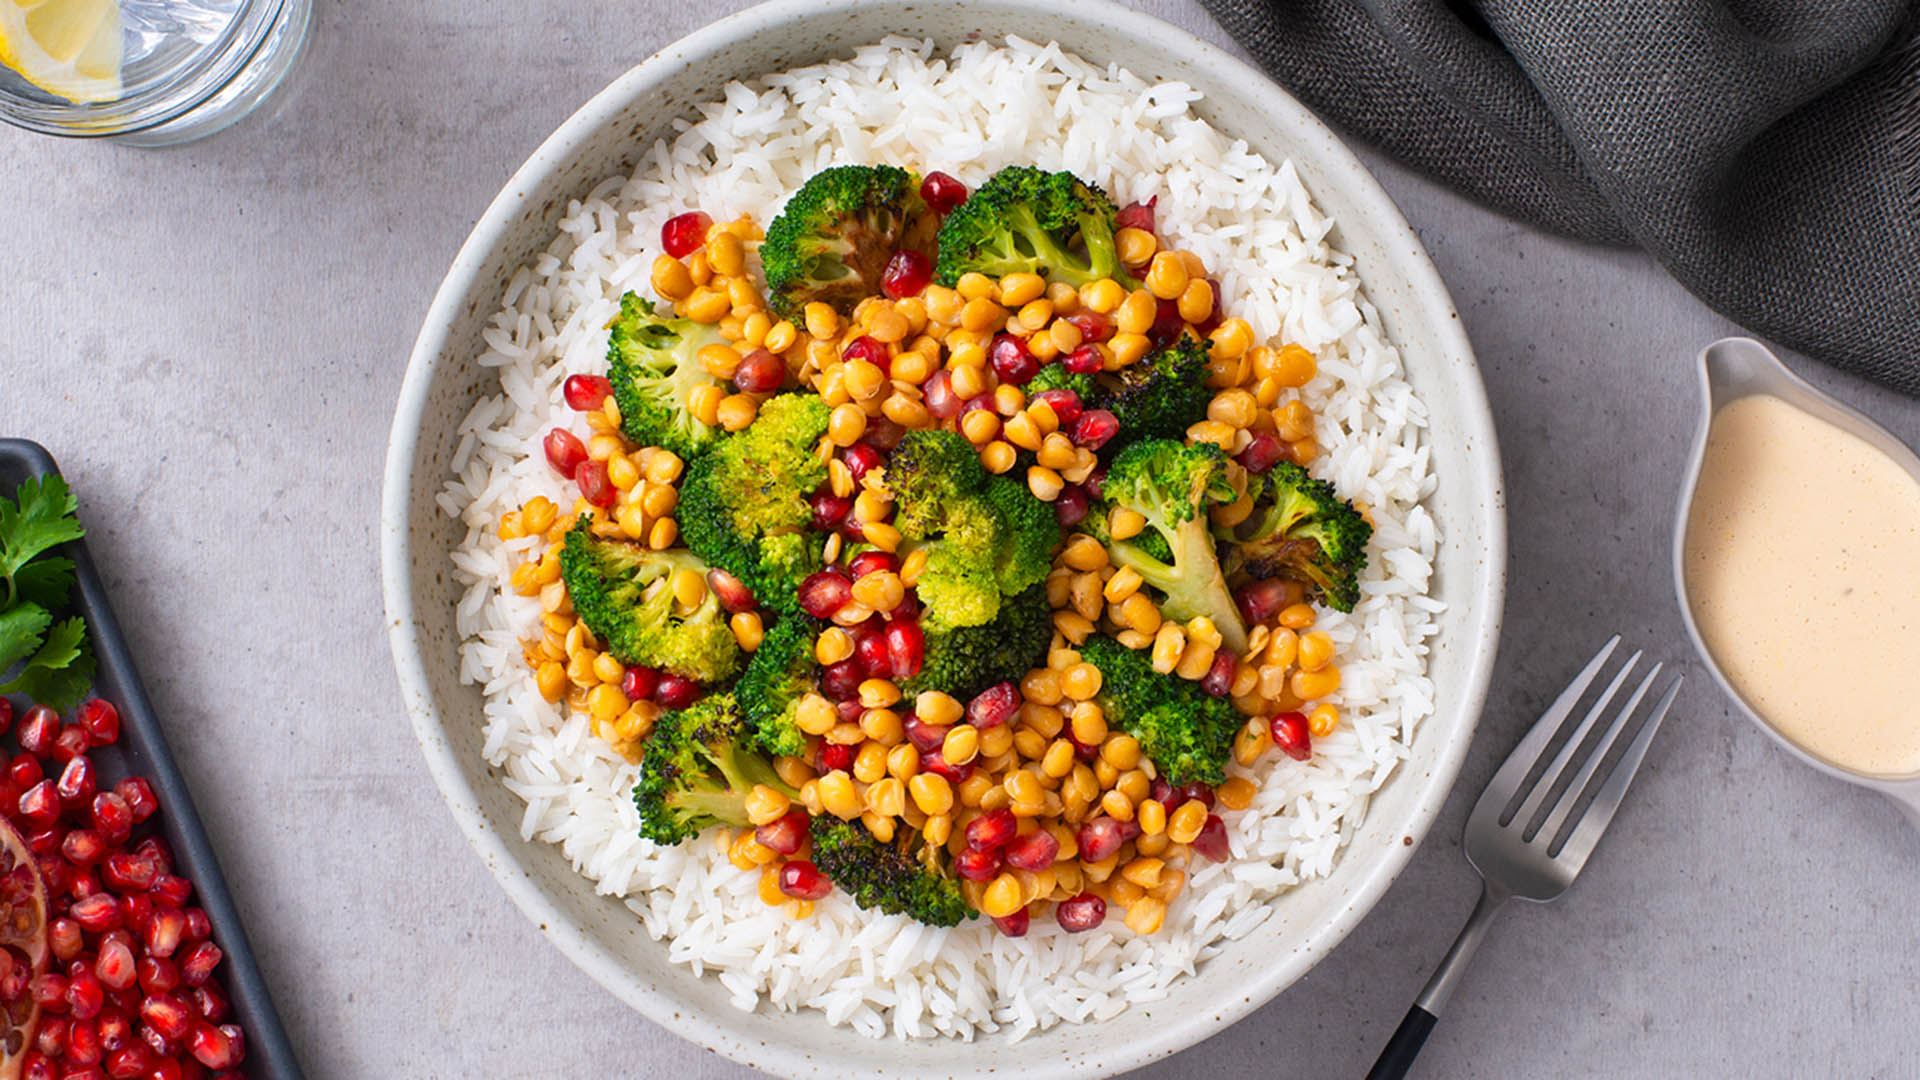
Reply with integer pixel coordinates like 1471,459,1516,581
0,817,47,1080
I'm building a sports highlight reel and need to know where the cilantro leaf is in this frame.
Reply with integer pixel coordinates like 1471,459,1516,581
0,603,51,673
0,475,84,583
13,557,74,612
0,617,94,710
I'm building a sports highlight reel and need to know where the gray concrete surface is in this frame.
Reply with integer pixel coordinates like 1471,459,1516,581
3,1,1916,1076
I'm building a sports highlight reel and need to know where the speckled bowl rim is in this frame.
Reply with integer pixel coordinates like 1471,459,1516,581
381,1,1505,1075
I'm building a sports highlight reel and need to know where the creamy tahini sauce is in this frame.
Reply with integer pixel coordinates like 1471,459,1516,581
1684,395,1920,777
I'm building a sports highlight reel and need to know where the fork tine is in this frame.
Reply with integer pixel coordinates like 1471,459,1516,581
1479,636,1619,813
1554,676,1684,867
1505,650,1640,833
1532,663,1662,846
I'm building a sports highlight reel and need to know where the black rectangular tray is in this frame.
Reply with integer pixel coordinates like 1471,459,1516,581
0,439,301,1079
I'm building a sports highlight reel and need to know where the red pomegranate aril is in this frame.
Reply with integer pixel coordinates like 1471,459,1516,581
1053,484,1089,527
62,831,106,867
881,250,934,299
618,666,660,704
1056,893,1107,933
67,971,104,1019
104,1048,147,1080
1237,432,1284,474
135,958,178,996
953,847,1001,882
133,838,172,877
884,621,924,679
815,743,855,778
1029,389,1083,428
32,973,69,1013
797,571,854,623
541,427,588,476
20,1055,53,1080
1001,828,1059,871
902,716,949,754
777,860,832,902
659,211,712,258
1177,782,1216,811
68,1018,102,1064
36,1017,66,1056
9,753,42,790
840,335,890,374
654,674,701,710
117,895,152,937
922,368,961,419
1061,343,1104,375
573,459,616,509
102,855,158,895
854,632,892,679
917,752,971,785
1070,408,1119,450
1201,651,1237,698
732,348,786,394
1115,196,1157,234
1076,817,1126,864
966,682,1019,729
19,782,60,828
753,809,809,857
988,334,1039,385
818,659,864,702
143,911,185,960
862,415,906,451
0,953,29,1002
1064,310,1113,343
705,569,757,614
148,877,192,910
1234,578,1291,627
1192,813,1231,862
1150,297,1186,347
94,939,136,993
89,794,133,845
139,1027,175,1062
920,171,968,214
181,909,209,944
24,830,57,860
35,854,68,896
561,374,614,412
139,997,192,1042
841,441,885,483
189,984,227,1025
57,756,96,806
114,780,157,824
76,701,120,747
848,551,899,578
175,943,220,991
68,869,100,902
96,1009,130,1051
18,706,58,756
964,808,1017,852
1269,711,1312,761
49,918,83,963
992,909,1029,937
809,489,852,531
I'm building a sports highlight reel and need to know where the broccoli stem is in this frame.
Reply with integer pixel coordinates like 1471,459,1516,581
1112,520,1248,655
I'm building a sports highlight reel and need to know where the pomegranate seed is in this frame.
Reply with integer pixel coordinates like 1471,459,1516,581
705,569,757,613
818,660,863,702
1150,297,1186,347
105,1048,148,1080
0,955,27,1003
922,368,961,419
96,1009,130,1051
1177,782,1216,810
1269,711,1312,761
572,459,615,509
1064,310,1113,343
862,416,906,451
36,1017,67,1056
848,551,898,578
94,940,136,992
966,682,1019,729
1062,343,1104,374
149,876,192,909
618,666,659,704
102,855,158,895
89,794,132,845
135,958,178,996
1193,813,1232,862
68,1018,102,1064
139,997,192,1042
809,489,852,531
189,983,227,1024
841,441,885,483
541,427,587,476
117,895,153,937
1115,196,1157,233
133,838,172,877
33,973,69,1013
139,1027,175,1062
1053,484,1089,527
67,970,104,1019
181,909,209,943
1056,893,1107,933
884,621,924,679
20,1053,52,1080
953,847,1001,882
561,374,614,412
1201,651,1237,697
753,809,809,857
177,944,221,989
886,592,919,624
917,752,972,785
24,829,57,857
840,335,890,375
777,860,832,901
62,831,106,867
1029,388,1083,428
1070,409,1119,450
50,918,82,962
796,570,853,620
35,854,67,896
1076,817,1126,864
1234,579,1291,626
19,781,60,828
9,753,42,790
114,780,157,824
659,211,711,258
144,910,185,960
0,699,10,736
653,675,699,710
732,348,786,394
988,334,1039,385
919,171,968,214
880,250,934,299
815,743,855,775
69,869,100,902
960,808,1013,853
992,909,1030,937
18,706,58,756
1238,432,1284,474
901,716,949,754
854,632,891,679
76,701,120,747
57,756,96,806
1002,828,1059,872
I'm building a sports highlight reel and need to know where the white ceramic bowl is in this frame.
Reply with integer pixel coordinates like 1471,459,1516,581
381,1,1506,1075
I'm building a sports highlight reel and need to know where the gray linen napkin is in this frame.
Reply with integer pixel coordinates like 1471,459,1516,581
1201,0,1920,394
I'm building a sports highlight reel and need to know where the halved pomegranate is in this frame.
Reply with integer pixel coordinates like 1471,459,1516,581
0,817,50,1078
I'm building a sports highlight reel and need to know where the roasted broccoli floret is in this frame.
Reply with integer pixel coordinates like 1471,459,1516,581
559,519,741,684
1078,636,1242,786
885,429,988,540
1100,335,1211,447
677,394,832,617
934,166,1132,289
1099,439,1249,654
911,498,1007,630
762,165,931,319
604,292,726,459
1230,462,1372,612
735,616,822,759
899,585,1053,700
809,817,973,927
632,693,797,846
981,476,1060,596
1026,361,1096,401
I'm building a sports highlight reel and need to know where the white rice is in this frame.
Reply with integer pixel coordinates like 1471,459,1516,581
439,37,1440,1041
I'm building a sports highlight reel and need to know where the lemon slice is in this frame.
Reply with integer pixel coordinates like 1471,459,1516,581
0,0,125,105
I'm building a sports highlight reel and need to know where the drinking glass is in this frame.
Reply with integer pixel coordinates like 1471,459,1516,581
0,0,310,146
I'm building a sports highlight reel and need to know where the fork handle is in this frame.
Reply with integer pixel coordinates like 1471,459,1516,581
1366,884,1508,1080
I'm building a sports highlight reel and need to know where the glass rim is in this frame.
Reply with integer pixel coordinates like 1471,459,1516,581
0,0,303,139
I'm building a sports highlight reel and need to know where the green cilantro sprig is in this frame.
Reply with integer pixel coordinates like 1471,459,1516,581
0,476,94,708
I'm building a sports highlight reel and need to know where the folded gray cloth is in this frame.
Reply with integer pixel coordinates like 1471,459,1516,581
1202,0,1920,394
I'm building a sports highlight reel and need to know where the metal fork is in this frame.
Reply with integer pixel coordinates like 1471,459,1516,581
1367,636,1684,1079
